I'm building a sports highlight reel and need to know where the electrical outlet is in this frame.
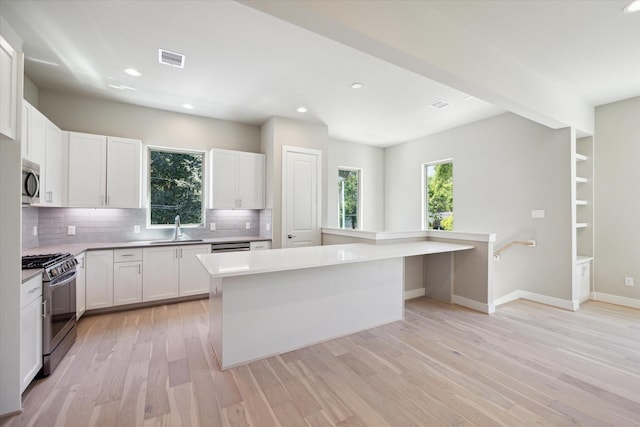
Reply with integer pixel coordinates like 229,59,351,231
531,209,545,219
245,222,251,230
134,225,140,234
67,225,76,235
210,222,216,231
624,277,634,287
32,226,38,236
266,223,271,231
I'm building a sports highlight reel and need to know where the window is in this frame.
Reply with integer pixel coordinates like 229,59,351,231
148,148,204,226
338,168,361,229
423,160,453,230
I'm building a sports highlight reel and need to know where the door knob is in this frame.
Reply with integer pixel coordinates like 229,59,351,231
287,234,296,239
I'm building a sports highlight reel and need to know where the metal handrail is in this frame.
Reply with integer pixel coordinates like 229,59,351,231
494,240,536,259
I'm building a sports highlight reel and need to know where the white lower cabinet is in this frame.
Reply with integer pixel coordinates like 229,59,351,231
250,240,271,251
76,252,86,319
20,275,43,393
143,244,210,301
113,249,143,306
86,250,114,310
179,244,211,296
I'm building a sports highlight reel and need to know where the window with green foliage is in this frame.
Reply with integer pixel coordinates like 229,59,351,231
424,161,453,230
338,168,361,229
148,148,204,226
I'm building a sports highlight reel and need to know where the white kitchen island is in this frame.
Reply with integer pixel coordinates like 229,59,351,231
197,242,473,369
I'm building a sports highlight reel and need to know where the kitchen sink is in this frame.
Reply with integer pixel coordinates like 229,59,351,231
149,239,204,244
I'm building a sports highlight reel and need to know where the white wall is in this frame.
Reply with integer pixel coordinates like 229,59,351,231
0,15,24,416
594,97,640,302
37,90,261,153
385,113,573,301
261,117,328,248
327,138,384,230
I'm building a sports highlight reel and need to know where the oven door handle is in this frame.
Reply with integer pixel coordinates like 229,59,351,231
50,270,77,287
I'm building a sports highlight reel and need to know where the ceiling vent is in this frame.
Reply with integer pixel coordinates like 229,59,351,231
158,49,185,68
428,100,451,110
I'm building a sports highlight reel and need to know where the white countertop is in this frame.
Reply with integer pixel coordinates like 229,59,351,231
22,236,271,258
321,228,496,242
197,241,474,278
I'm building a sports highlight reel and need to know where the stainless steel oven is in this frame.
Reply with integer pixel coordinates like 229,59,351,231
22,253,77,376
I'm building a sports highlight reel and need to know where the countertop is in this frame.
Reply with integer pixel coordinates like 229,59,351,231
21,236,271,282
197,241,474,278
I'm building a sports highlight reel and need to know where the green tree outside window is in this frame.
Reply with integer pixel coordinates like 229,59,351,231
338,168,360,229
149,149,204,225
426,162,453,230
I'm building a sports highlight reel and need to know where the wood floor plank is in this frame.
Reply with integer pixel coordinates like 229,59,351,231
4,297,639,427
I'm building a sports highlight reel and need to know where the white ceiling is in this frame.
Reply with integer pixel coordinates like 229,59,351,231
1,0,638,147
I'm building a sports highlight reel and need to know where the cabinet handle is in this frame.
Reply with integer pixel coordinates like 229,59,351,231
42,300,47,319
180,248,183,258
46,191,52,203
28,287,38,293
121,254,135,257
138,264,141,275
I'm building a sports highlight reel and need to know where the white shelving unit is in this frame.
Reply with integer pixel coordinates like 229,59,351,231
573,135,594,304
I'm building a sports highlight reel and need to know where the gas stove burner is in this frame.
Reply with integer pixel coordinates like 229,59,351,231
22,253,78,280
22,253,71,270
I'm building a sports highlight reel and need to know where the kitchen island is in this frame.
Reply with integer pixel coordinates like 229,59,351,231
197,241,473,369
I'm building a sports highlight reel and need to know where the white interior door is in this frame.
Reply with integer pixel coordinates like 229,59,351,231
283,147,321,248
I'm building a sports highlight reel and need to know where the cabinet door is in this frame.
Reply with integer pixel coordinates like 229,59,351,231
179,244,211,296
76,253,86,319
21,102,29,158
113,261,143,306
43,121,63,206
86,250,114,310
20,296,42,393
68,132,107,207
143,247,179,301
0,35,18,139
28,105,47,179
107,137,141,208
210,149,237,209
237,152,265,209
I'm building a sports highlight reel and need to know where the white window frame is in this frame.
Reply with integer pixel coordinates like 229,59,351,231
422,158,453,231
146,145,207,228
338,166,363,230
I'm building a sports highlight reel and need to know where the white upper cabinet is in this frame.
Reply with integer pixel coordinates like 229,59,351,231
42,120,64,206
68,132,107,207
210,148,265,209
106,136,141,208
68,132,141,208
0,35,18,139
22,101,66,207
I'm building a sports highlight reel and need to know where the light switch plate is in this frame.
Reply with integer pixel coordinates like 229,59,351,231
32,226,38,236
134,225,140,234
245,222,251,230
266,223,271,231
210,222,216,231
625,277,634,287
531,209,546,219
67,225,76,235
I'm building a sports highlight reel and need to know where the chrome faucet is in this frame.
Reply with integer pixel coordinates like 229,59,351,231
174,215,181,240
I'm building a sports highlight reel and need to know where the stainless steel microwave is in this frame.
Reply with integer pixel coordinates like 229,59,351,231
22,158,40,205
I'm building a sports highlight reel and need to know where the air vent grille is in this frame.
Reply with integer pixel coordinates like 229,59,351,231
158,49,185,68
428,100,451,110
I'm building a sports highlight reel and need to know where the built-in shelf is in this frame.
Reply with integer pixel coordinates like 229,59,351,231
576,176,588,184
576,153,588,162
576,199,588,206
576,222,588,229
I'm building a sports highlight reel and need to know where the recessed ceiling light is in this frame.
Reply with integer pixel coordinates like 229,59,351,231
351,82,363,89
297,107,307,113
124,68,141,77
183,104,194,110
428,100,452,110
623,0,640,13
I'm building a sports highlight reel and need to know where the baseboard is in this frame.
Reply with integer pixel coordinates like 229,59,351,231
494,290,577,311
453,295,491,314
404,288,425,300
591,292,640,310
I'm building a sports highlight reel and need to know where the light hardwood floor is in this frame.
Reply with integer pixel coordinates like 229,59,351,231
2,297,639,427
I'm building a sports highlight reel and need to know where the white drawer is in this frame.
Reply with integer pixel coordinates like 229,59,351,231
21,275,42,308
114,248,143,262
250,241,271,251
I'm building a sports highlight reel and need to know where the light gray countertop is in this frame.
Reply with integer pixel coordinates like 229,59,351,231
22,236,271,282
